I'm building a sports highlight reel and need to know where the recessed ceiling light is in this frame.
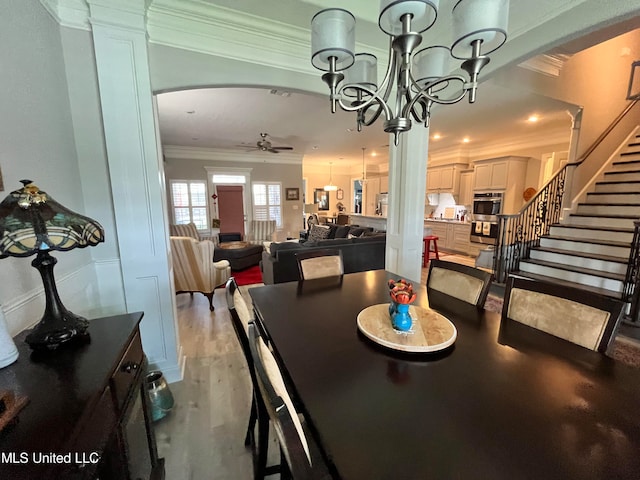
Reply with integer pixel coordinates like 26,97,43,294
191,137,199,140
528,114,539,122
186,110,195,114
346,128,354,132
269,89,291,97
371,151,377,157
312,145,319,150
462,137,470,143
432,133,441,140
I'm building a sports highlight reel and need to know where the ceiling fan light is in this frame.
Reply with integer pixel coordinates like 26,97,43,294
451,0,509,59
311,8,356,71
379,0,439,36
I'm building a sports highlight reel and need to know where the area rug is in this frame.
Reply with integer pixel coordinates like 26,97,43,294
483,294,640,368
231,265,263,286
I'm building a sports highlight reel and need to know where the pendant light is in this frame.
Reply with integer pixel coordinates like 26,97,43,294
360,147,368,185
324,162,338,191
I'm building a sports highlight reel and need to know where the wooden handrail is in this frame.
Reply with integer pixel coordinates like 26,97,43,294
567,99,638,167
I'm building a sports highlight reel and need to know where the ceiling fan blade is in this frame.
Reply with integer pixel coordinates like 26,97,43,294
267,148,280,154
272,146,293,151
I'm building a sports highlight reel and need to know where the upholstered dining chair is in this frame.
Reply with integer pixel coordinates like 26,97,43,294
501,275,624,353
248,323,331,479
295,249,344,280
225,279,280,479
170,236,231,310
426,259,492,310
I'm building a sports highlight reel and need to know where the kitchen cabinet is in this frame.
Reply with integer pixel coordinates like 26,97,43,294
363,177,380,216
472,156,529,214
426,163,468,194
458,170,473,207
425,221,471,255
379,175,389,193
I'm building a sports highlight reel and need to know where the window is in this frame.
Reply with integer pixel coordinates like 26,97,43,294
252,182,282,227
170,180,208,230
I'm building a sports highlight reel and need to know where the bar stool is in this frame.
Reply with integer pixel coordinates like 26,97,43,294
422,235,440,267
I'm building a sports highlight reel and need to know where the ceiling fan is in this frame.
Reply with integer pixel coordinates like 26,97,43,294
239,133,293,154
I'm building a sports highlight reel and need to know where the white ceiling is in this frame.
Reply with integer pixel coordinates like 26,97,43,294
155,0,634,168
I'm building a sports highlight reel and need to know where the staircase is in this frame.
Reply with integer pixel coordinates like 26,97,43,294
514,133,640,300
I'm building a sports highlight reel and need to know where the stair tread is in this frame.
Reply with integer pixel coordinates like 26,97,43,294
551,223,634,233
596,180,640,185
521,258,626,280
530,246,628,263
620,150,640,156
612,160,640,165
587,191,640,195
605,169,640,174
569,213,639,219
511,271,624,299
578,202,640,206
543,235,631,248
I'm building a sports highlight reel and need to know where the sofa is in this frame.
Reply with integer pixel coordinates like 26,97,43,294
260,224,386,284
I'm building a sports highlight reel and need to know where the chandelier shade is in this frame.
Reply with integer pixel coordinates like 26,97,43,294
378,0,439,36
324,163,338,191
310,0,510,143
451,0,509,59
311,8,356,71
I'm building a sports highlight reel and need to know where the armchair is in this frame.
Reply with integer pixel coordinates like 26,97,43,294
247,220,276,244
170,222,217,244
170,236,231,311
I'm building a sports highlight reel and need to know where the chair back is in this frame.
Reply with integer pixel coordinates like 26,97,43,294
307,214,319,230
247,324,314,478
249,220,277,243
225,277,254,361
336,214,349,225
170,222,200,240
296,249,344,280
427,259,492,309
502,275,624,353
170,236,212,292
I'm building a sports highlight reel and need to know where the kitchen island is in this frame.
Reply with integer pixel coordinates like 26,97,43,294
349,214,387,231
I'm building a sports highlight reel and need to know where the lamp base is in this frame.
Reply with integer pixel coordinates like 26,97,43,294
25,251,91,351
25,312,90,350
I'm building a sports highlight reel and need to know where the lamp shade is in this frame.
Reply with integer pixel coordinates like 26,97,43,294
0,181,104,258
413,45,451,89
304,203,319,214
451,0,509,59
379,0,439,36
343,53,378,98
311,8,356,71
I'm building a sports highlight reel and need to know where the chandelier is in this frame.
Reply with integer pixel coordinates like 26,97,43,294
311,0,509,144
324,162,338,191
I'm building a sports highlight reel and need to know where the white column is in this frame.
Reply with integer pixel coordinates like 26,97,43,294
87,0,182,381
561,107,583,219
386,126,429,282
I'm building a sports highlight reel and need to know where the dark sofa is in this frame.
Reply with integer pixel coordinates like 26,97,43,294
260,227,386,284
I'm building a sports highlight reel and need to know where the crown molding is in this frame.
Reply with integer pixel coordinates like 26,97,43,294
146,0,387,77
429,128,571,164
40,0,91,30
163,145,303,165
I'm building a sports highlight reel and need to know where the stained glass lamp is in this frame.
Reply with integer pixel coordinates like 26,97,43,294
0,180,104,350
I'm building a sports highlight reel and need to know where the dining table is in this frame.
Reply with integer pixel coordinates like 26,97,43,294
249,270,640,480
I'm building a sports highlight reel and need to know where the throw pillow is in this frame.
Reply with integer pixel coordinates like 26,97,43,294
334,225,350,238
348,227,366,237
308,224,331,242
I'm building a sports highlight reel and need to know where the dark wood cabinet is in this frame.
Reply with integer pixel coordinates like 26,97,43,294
0,312,164,479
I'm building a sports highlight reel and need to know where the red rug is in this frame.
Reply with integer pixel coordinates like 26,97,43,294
231,265,263,286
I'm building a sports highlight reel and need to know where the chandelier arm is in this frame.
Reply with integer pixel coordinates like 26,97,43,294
336,86,393,122
403,75,469,119
359,103,385,127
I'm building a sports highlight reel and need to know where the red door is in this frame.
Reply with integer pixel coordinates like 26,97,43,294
216,185,245,237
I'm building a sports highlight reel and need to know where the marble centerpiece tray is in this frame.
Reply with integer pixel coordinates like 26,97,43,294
357,304,457,353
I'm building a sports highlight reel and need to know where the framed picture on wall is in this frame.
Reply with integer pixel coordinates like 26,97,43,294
314,188,329,211
336,188,344,200
285,187,299,201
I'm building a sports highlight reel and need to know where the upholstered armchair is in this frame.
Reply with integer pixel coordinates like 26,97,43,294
247,220,277,245
170,222,217,245
170,236,231,311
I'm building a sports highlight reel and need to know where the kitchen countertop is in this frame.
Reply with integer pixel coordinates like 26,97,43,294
424,219,471,225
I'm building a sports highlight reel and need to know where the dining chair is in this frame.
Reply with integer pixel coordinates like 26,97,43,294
426,259,492,309
225,278,279,479
295,249,344,280
501,275,624,353
247,323,332,479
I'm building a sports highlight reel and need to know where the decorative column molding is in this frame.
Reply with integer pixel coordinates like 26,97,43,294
561,107,583,219
87,0,182,382
386,127,429,282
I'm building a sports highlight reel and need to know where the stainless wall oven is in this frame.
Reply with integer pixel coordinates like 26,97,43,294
472,192,503,221
470,192,502,245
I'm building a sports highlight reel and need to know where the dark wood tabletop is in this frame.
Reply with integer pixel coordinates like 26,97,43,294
249,270,640,480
